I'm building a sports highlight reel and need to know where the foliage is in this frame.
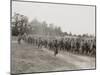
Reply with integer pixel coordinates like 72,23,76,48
11,13,95,38
11,13,29,36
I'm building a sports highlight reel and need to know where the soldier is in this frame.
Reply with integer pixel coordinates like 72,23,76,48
75,39,80,53
89,39,96,56
54,39,59,56
43,39,48,48
59,39,64,51
64,40,69,51
48,40,53,50
38,37,43,48
17,26,26,44
71,39,76,53
27,35,32,44
18,33,22,44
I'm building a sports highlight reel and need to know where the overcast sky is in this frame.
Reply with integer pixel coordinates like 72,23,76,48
12,1,95,35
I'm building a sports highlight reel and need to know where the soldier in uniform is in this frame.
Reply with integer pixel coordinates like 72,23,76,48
54,39,59,56
38,37,43,48
17,27,24,44
59,39,64,51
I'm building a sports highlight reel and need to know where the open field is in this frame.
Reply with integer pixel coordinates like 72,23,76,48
11,37,95,74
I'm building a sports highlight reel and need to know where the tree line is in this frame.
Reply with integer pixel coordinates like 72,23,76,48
11,13,95,38
12,13,62,37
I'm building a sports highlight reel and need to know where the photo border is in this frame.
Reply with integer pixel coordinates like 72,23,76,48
10,0,96,74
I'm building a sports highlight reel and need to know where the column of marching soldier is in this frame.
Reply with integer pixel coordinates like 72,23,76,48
17,34,96,57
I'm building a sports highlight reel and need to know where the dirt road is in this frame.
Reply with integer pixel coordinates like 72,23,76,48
11,40,95,74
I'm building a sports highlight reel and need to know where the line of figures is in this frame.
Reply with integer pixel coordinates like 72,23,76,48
18,34,96,57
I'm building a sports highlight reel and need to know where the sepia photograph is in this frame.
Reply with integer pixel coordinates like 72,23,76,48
11,0,96,74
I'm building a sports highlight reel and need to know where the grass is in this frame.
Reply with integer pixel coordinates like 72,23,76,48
11,37,95,74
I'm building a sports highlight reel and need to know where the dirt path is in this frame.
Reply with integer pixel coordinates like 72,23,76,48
11,40,95,74
43,48,95,69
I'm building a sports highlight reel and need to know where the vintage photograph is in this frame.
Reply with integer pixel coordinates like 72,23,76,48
11,0,96,74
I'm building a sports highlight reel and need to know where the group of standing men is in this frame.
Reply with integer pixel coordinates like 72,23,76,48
17,34,96,57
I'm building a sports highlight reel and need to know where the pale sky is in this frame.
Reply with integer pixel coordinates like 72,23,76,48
12,1,95,35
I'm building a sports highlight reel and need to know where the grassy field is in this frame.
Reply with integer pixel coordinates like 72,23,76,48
11,37,95,74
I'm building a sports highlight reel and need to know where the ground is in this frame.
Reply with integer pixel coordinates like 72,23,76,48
11,37,96,74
